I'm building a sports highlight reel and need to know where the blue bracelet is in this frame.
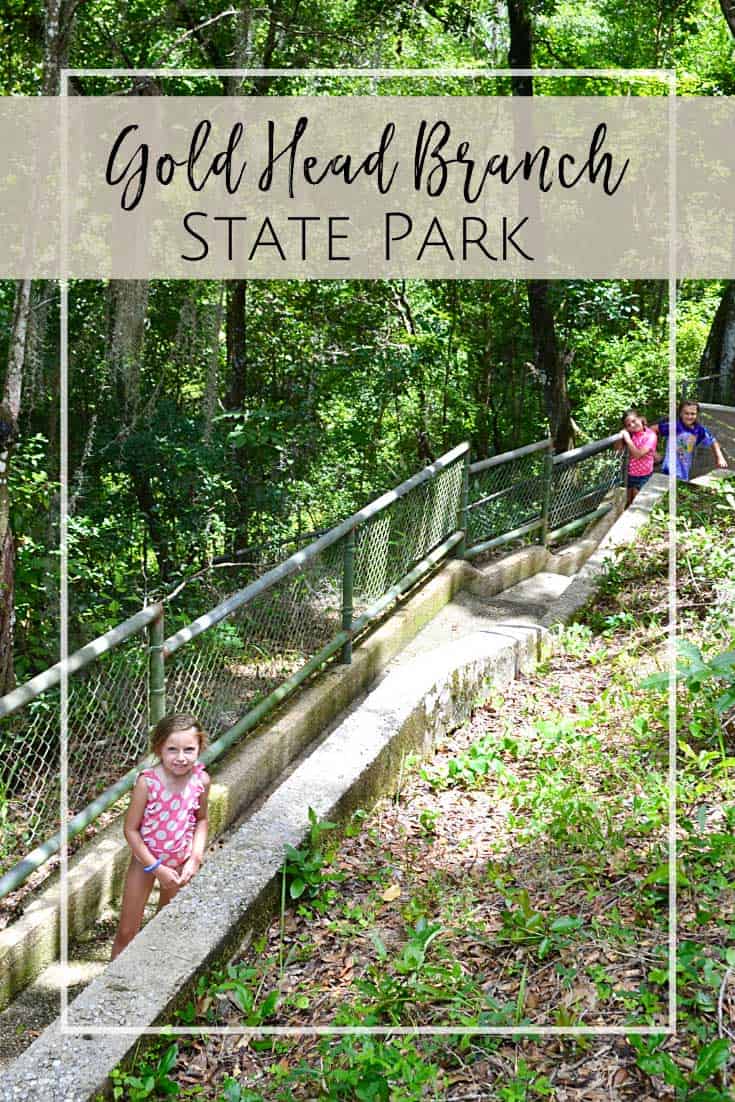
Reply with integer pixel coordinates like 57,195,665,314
143,856,164,873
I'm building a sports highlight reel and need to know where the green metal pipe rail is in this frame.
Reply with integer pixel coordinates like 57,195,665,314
0,605,163,721
0,446,468,899
465,433,624,560
0,432,627,901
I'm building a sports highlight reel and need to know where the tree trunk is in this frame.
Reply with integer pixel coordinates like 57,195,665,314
203,285,225,440
506,0,533,96
700,281,735,401
0,280,32,694
506,0,573,453
528,282,573,451
0,0,77,693
129,466,172,582
719,0,735,40
226,281,248,409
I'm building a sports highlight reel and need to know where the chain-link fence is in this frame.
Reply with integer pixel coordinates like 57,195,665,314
353,455,465,610
0,445,468,896
0,607,158,882
683,373,735,408
548,436,624,534
0,434,636,897
467,435,626,556
163,445,468,742
165,539,345,740
467,440,551,553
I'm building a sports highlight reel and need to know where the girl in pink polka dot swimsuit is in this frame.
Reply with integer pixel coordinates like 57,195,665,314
112,712,210,959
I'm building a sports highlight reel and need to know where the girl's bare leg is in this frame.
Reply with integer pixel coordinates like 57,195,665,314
111,859,155,959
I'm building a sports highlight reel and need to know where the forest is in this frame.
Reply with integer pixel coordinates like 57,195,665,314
1,1,735,695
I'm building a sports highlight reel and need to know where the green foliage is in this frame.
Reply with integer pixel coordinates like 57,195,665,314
112,461,735,1093
352,916,478,1025
282,806,338,901
421,729,514,790
629,1034,732,1100
305,1035,441,1101
496,1058,554,1101
8,434,58,676
178,961,279,1028
569,318,669,437
643,641,735,716
552,621,594,657
110,1043,179,1101
498,888,584,961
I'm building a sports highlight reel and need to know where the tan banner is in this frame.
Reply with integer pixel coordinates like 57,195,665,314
0,95,730,278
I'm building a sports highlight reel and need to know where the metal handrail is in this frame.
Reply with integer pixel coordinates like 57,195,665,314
470,438,551,474
0,604,162,720
0,446,469,900
552,433,622,466
163,442,469,656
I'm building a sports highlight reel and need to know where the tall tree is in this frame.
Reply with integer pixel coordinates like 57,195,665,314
0,0,80,692
719,0,735,39
0,281,32,693
700,282,735,399
506,0,574,452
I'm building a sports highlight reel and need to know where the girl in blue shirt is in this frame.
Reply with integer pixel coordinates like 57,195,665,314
654,400,727,480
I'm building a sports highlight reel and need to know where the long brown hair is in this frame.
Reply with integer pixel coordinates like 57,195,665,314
150,712,208,756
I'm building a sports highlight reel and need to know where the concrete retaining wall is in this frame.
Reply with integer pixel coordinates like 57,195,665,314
0,615,546,1101
0,539,550,1010
0,492,639,1099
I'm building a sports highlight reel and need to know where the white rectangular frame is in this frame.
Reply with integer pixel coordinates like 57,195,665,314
59,65,678,1038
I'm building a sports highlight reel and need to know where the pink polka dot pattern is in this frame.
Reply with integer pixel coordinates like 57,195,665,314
139,762,205,868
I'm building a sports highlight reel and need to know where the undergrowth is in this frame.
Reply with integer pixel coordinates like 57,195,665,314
105,480,735,1101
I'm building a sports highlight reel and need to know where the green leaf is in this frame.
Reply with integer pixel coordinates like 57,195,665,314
220,1081,243,1102
289,877,306,899
258,990,279,1020
158,1043,178,1075
232,984,254,1014
641,671,669,691
355,1075,390,1102
715,688,735,715
549,916,583,933
643,862,689,888
693,1038,731,1082
636,1052,687,1089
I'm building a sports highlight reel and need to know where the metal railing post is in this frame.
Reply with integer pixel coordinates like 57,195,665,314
541,444,554,547
341,527,355,664
456,447,470,558
148,607,166,727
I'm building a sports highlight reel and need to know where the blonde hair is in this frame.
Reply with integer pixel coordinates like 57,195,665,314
150,712,208,756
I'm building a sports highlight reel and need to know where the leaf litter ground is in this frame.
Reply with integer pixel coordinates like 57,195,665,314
122,486,735,1100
